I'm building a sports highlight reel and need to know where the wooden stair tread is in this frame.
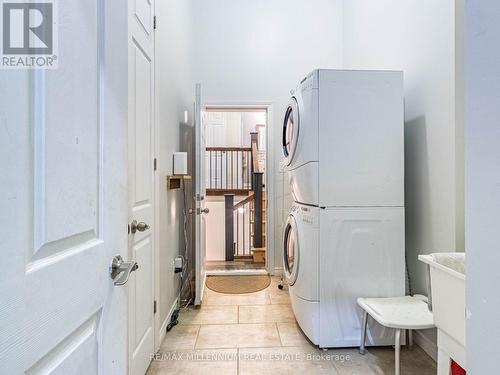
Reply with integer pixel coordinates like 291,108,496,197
207,189,251,196
252,247,266,263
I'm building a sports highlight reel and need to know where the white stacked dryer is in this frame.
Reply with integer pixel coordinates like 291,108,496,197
282,69,405,348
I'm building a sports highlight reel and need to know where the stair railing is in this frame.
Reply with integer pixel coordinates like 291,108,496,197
223,133,265,260
206,147,252,195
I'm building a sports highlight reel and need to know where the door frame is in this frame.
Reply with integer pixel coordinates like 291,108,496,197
152,0,160,353
127,0,159,368
204,102,276,275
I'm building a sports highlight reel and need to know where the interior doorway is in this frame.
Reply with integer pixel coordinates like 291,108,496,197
203,107,268,273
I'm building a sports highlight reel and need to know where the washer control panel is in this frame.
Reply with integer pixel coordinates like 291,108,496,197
291,204,316,226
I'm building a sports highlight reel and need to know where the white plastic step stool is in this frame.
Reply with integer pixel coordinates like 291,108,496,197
357,295,435,375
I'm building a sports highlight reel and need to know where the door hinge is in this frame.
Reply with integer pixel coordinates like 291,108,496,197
153,16,157,30
153,158,157,171
154,300,157,314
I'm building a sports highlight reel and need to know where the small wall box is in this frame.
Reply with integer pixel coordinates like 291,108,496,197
173,152,188,175
168,152,190,190
167,175,191,190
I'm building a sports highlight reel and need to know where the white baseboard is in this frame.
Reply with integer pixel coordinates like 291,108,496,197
197,271,207,306
158,298,179,349
414,329,438,362
274,266,283,277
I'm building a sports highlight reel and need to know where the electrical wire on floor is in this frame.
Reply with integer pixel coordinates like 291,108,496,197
278,273,284,290
166,182,193,332
179,183,193,309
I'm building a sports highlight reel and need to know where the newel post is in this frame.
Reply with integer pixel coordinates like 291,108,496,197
252,173,263,248
224,194,235,261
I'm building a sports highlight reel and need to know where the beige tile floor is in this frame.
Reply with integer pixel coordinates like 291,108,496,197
147,277,436,375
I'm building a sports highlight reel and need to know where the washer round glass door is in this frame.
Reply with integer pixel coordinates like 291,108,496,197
282,97,300,166
283,214,299,286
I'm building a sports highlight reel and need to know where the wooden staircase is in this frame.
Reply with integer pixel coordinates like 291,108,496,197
216,131,266,264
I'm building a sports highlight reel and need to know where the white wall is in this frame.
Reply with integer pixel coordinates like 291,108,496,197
465,1,500,372
206,112,242,147
206,110,267,149
205,199,226,261
158,0,466,360
206,197,253,261
241,112,267,147
342,1,464,358
155,0,193,342
190,0,344,271
343,0,464,295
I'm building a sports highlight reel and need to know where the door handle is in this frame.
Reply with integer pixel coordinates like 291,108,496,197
130,220,150,234
110,255,139,286
197,208,210,214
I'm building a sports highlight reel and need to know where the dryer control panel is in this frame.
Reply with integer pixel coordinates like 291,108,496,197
291,204,317,227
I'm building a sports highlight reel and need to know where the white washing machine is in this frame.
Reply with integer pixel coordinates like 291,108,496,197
283,202,405,348
282,69,405,348
283,69,404,207
283,204,320,342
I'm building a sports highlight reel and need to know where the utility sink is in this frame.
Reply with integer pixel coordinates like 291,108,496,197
419,253,466,374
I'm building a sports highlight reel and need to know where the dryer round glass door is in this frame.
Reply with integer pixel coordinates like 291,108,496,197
283,215,299,285
282,97,300,166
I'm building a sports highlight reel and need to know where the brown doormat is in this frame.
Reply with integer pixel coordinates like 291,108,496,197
205,275,271,294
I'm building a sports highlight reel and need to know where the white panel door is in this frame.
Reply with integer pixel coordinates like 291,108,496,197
195,84,208,305
0,1,129,374
128,0,156,373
